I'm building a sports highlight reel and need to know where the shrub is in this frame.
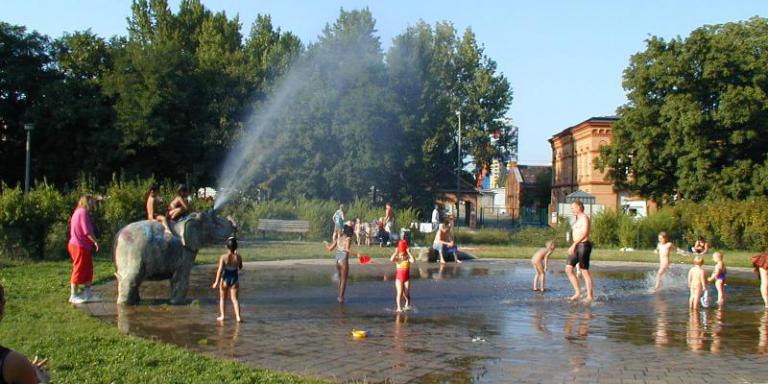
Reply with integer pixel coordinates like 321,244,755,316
591,210,620,247
0,182,67,259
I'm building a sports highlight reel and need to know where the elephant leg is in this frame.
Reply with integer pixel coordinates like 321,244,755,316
116,266,143,305
169,256,194,305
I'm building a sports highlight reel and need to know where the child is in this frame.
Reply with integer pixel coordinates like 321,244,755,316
688,256,707,310
167,184,190,221
145,183,171,233
212,237,243,322
325,223,355,303
654,232,675,291
531,240,555,291
390,240,415,312
692,236,709,255
707,251,727,306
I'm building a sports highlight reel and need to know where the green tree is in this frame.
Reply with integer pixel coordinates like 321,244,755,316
386,21,514,210
0,23,54,185
597,17,768,203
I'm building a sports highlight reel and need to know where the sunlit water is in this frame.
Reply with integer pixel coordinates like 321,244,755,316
82,260,768,383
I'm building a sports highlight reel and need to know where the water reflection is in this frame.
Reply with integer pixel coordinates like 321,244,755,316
687,310,704,352
759,311,768,354
710,309,723,354
654,296,670,347
532,306,551,335
563,308,592,372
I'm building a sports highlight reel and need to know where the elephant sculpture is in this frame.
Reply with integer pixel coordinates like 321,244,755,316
113,210,235,305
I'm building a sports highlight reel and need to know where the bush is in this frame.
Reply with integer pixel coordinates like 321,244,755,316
0,182,67,259
591,210,620,247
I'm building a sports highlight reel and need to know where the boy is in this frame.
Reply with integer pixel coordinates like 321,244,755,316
654,232,675,291
531,240,555,291
688,256,707,310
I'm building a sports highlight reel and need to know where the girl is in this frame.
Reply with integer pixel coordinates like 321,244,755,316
145,183,171,233
707,252,727,306
654,232,675,291
212,237,243,322
390,240,415,312
692,236,709,256
325,223,355,303
167,184,190,221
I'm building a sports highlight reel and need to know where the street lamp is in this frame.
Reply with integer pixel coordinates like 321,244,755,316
24,123,34,194
455,110,461,228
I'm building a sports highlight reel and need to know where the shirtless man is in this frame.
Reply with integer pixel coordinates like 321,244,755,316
566,200,593,302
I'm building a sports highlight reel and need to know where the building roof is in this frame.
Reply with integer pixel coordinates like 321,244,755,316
433,167,481,195
518,165,551,185
549,116,618,142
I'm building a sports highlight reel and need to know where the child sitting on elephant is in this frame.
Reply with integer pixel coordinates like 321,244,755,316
145,183,171,233
167,184,190,221
212,237,243,322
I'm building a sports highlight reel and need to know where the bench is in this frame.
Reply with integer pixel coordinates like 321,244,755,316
256,219,310,240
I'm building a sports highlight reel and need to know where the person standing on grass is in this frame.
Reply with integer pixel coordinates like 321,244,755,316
565,200,593,302
331,204,345,242
0,285,50,383
431,205,440,231
384,202,394,243
68,195,99,304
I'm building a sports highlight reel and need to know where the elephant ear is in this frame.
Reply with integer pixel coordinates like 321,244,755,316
178,214,202,251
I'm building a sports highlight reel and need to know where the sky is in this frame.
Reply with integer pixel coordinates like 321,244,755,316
4,1,768,165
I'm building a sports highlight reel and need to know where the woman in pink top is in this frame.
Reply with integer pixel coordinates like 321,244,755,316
68,195,99,304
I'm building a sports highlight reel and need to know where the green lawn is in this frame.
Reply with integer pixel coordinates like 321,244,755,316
0,241,758,383
199,241,759,269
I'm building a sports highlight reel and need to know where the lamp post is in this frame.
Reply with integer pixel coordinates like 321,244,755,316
24,123,34,194
455,110,461,228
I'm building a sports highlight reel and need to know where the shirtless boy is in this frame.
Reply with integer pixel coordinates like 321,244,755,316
688,256,707,310
566,200,593,302
531,240,555,291
654,232,675,291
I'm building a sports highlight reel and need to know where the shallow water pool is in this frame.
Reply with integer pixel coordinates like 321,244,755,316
81,259,768,383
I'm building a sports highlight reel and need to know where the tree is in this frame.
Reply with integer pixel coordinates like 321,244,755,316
386,21,514,210
597,17,768,203
0,23,54,185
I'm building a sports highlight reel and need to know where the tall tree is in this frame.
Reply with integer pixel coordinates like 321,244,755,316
596,17,768,203
0,23,54,185
386,21,513,209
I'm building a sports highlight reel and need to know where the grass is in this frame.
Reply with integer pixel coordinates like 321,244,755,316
0,241,759,383
0,258,328,384
200,241,760,269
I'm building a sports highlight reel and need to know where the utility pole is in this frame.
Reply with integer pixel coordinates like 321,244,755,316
24,123,34,194
455,110,461,228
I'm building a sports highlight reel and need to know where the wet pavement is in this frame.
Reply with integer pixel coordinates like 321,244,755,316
81,259,768,383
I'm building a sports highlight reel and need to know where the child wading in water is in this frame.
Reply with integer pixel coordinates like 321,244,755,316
391,240,415,312
531,241,555,291
688,256,707,310
325,223,355,303
708,251,727,306
212,237,243,322
654,232,675,291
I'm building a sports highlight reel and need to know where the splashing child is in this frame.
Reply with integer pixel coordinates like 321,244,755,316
654,232,675,291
